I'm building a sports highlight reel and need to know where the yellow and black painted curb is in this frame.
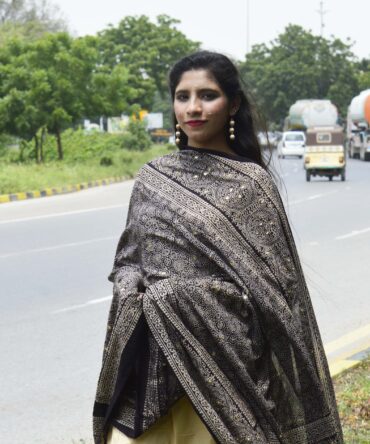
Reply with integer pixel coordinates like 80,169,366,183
327,323,370,378
329,345,370,378
0,176,127,204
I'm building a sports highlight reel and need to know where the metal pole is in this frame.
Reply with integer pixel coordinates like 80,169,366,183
246,0,250,54
317,0,328,37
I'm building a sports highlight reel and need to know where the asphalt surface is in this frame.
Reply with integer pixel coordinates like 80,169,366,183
0,154,369,443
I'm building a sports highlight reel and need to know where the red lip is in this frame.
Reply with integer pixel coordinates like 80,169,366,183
186,120,207,127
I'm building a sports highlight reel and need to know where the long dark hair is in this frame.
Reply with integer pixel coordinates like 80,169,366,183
168,50,267,169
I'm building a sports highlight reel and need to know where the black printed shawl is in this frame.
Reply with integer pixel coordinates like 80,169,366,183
93,148,343,444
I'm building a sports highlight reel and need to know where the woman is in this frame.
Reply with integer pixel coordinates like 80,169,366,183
93,51,343,444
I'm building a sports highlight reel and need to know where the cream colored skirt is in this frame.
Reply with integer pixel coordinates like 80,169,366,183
107,395,216,444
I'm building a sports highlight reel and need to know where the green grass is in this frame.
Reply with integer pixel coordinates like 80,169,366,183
0,144,174,194
333,355,370,443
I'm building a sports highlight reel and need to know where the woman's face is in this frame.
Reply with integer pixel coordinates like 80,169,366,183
174,69,238,149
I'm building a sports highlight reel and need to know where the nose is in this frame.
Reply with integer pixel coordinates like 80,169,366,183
186,96,202,115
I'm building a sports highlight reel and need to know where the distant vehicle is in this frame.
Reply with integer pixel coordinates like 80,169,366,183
258,131,279,149
257,132,267,147
285,99,338,131
267,131,279,148
274,131,283,142
347,89,370,161
277,131,306,158
304,126,345,182
349,131,370,161
360,133,370,161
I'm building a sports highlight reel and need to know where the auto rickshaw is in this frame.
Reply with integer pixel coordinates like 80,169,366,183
304,126,346,181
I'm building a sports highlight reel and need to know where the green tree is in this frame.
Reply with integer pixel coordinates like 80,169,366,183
0,33,139,160
89,63,142,119
98,15,199,104
0,38,47,161
356,58,370,92
151,90,172,129
0,0,67,43
239,25,360,125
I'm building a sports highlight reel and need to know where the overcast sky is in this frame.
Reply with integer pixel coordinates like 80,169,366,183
54,0,369,61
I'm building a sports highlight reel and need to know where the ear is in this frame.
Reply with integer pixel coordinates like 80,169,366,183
229,96,241,116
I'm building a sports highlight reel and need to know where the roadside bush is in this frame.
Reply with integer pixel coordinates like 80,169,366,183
0,134,15,150
0,134,21,162
121,120,152,151
165,143,176,151
20,129,124,163
51,129,124,163
19,140,37,162
100,156,113,166
1,119,154,164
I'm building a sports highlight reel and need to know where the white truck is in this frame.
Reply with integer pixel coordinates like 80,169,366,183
285,99,338,130
347,89,370,161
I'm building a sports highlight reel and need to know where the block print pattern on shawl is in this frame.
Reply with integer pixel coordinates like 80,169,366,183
93,149,343,444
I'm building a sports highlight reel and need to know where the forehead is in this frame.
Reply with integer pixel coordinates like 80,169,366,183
175,69,221,91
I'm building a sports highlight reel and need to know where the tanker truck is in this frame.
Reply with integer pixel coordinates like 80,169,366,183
285,99,338,131
347,89,370,161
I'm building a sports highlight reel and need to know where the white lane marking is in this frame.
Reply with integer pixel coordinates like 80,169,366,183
0,236,117,259
288,190,338,205
0,204,126,225
52,295,113,314
336,227,370,240
307,241,319,246
307,193,323,200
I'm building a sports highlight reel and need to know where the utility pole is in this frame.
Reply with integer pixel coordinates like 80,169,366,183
317,0,328,37
246,0,250,54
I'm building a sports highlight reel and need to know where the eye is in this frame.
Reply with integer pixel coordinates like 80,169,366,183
175,94,188,102
201,92,218,101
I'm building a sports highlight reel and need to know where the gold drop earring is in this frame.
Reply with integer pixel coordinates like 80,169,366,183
175,124,181,145
229,118,235,141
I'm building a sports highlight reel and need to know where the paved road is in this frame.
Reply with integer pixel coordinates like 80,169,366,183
0,154,369,443
0,183,134,444
273,155,370,344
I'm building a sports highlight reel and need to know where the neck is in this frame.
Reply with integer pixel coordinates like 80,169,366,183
187,138,235,157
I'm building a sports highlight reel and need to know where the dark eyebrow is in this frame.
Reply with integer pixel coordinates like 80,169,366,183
199,88,219,94
175,88,220,95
